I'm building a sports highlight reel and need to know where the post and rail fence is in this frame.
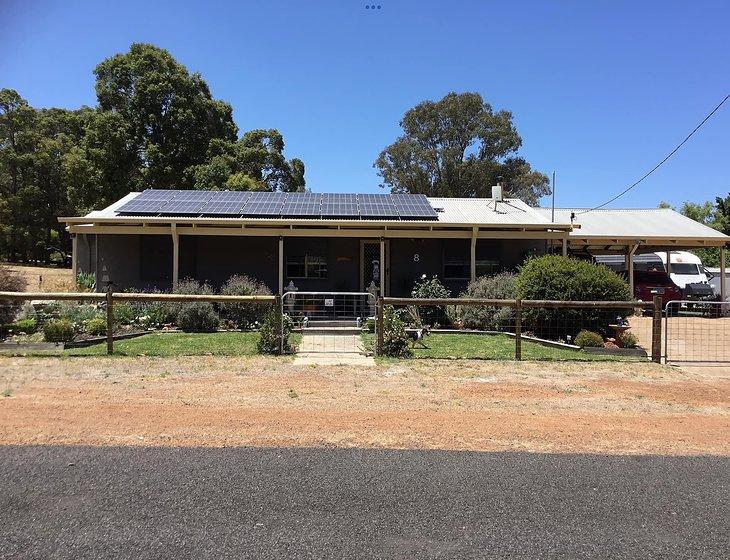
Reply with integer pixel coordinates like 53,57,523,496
0,290,664,361
0,289,277,355
376,295,662,363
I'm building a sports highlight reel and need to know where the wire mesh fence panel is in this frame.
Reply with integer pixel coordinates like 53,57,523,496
283,292,375,355
664,300,730,363
379,299,655,361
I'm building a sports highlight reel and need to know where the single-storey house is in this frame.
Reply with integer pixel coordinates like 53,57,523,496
59,186,729,299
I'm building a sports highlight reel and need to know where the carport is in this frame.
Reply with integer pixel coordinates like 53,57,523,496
537,208,730,299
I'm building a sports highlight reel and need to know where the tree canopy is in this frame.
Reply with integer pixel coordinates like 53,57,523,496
374,92,549,204
659,195,730,266
0,43,306,263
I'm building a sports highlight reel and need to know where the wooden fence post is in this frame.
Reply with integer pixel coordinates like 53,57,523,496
651,295,662,364
376,297,384,356
275,294,283,355
105,283,114,355
514,298,522,361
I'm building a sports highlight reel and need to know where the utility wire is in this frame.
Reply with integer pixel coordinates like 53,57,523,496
576,92,730,216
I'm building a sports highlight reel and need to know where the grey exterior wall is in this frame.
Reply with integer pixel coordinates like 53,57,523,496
87,233,547,295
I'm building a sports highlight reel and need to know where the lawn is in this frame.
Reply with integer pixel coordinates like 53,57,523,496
361,332,642,361
1,332,302,357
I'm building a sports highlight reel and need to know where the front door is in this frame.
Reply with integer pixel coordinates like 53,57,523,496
360,240,388,295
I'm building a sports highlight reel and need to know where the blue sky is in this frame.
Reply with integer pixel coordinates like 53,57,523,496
1,0,728,208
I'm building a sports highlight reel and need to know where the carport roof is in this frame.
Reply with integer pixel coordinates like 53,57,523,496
535,208,729,245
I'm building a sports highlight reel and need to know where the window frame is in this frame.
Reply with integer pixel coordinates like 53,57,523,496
286,254,328,279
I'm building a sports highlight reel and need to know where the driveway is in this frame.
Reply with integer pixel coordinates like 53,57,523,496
1,446,727,559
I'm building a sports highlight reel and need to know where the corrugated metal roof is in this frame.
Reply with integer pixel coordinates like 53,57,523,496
77,193,566,228
428,197,552,225
535,208,729,240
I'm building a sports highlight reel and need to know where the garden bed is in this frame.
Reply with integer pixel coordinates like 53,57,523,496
362,332,646,361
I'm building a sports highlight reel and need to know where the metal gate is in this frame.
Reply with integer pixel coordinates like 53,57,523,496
664,300,730,363
282,291,376,354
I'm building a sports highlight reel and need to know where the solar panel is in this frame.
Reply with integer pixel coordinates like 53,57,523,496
117,197,171,214
321,193,358,217
200,191,251,215
132,189,177,201
169,190,214,201
241,192,286,216
358,193,398,218
159,199,208,214
282,193,321,217
117,190,438,220
391,194,438,219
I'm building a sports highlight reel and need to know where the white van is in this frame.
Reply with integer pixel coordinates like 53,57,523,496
654,251,715,299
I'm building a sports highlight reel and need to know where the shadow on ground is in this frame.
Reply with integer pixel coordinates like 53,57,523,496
1,446,727,559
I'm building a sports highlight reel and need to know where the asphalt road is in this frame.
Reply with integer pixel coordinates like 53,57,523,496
0,446,727,559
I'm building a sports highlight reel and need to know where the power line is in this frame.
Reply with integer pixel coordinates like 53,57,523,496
576,92,730,216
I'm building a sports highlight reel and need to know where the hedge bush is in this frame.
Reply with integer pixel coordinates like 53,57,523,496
43,319,75,343
460,272,516,331
574,330,604,348
619,330,638,348
219,274,272,329
8,318,37,334
257,310,294,354
177,302,219,333
517,255,632,339
170,279,218,331
411,275,451,327
85,316,108,336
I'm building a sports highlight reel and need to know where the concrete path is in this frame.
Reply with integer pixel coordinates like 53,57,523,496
293,331,375,366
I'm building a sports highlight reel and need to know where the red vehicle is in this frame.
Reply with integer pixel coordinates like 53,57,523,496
631,270,683,306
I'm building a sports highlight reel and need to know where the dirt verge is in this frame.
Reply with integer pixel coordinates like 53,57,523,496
1,356,727,455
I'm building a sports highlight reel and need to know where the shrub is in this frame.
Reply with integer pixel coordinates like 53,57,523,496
574,330,604,348
113,302,138,325
8,318,37,334
461,272,517,331
76,271,96,291
411,275,451,327
619,330,638,348
257,310,294,354
43,319,75,343
85,316,108,336
363,318,375,333
219,274,272,329
57,303,99,326
177,302,219,333
517,255,632,339
0,266,26,324
381,305,412,358
169,279,215,328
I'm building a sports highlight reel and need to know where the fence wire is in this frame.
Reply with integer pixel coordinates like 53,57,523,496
377,299,656,361
664,300,730,363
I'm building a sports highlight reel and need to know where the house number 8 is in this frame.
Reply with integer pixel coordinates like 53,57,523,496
413,253,420,262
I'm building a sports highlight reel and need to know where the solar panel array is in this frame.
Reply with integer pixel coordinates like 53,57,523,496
117,190,438,220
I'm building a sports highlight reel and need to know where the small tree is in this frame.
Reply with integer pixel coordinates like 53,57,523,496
516,255,632,340
461,272,517,331
411,275,451,327
381,306,412,358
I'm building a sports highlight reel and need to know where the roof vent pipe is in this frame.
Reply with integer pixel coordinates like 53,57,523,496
492,184,503,202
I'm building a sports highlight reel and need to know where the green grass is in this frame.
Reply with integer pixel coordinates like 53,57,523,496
0,331,302,357
360,332,643,362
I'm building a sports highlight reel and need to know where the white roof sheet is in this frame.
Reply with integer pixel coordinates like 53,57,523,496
536,208,729,240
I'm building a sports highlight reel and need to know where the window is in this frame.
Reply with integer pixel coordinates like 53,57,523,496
286,255,327,279
670,263,700,275
443,259,499,280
